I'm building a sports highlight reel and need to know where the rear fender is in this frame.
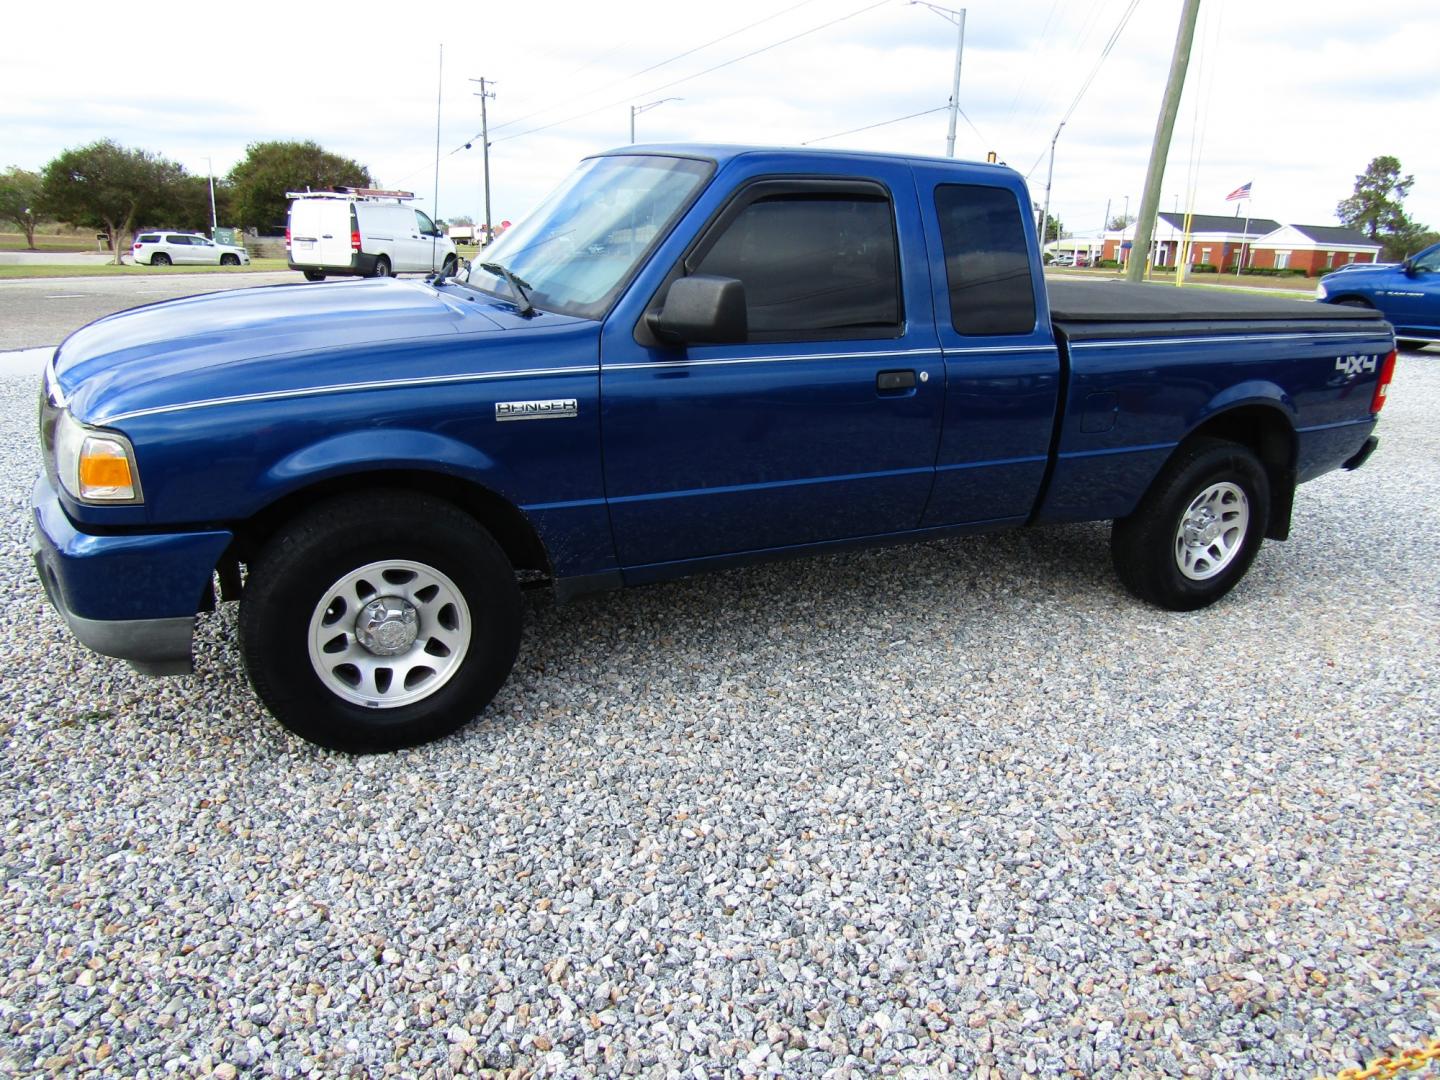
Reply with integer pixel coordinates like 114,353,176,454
1179,386,1297,540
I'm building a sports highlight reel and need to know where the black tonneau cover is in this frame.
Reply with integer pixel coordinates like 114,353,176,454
1048,280,1387,342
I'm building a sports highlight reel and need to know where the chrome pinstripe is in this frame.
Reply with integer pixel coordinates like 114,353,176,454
97,365,600,424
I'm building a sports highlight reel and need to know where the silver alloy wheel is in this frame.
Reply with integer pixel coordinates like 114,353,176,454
1174,481,1249,581
307,559,471,708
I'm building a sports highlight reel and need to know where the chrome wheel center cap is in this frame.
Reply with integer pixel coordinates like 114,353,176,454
355,598,419,656
1184,508,1220,547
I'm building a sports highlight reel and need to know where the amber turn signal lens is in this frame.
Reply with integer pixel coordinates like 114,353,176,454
78,438,136,499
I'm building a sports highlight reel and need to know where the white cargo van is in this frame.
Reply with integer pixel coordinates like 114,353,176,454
286,188,458,281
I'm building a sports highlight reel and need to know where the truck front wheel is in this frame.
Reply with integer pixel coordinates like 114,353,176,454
1110,438,1271,611
239,492,521,751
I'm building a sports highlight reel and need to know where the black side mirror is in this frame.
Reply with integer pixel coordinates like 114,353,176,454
648,275,747,345
1402,257,1416,276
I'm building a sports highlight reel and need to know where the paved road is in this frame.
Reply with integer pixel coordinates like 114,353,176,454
0,271,299,350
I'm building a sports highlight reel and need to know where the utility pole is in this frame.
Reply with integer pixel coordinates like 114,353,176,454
1040,121,1065,253
1125,0,1201,283
470,78,496,246
204,157,217,233
910,3,966,157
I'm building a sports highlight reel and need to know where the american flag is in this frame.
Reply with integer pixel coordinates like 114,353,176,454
1225,181,1253,202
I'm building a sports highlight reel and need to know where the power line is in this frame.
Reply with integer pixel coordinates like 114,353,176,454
802,104,951,146
490,0,893,147
1023,0,1141,177
486,0,822,137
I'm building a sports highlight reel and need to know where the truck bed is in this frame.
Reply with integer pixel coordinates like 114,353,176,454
1047,280,1386,341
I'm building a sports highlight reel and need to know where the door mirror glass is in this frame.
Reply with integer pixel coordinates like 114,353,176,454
648,275,748,345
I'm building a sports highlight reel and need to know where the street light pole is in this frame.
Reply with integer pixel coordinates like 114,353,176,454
910,2,967,157
1040,121,1065,253
630,98,682,144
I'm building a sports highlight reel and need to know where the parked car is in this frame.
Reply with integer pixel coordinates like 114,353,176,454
1073,253,1091,267
1050,253,1076,267
286,188,457,282
34,145,1394,751
1316,240,1440,349
132,232,250,267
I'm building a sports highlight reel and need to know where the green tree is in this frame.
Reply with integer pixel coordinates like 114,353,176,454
227,140,373,230
0,167,43,249
1336,156,1416,245
39,140,190,264
1107,213,1134,231
1043,213,1064,244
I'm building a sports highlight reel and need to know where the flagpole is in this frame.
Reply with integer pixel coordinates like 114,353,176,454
1236,198,1251,277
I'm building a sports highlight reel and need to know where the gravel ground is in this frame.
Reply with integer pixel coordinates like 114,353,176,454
1,349,1437,1079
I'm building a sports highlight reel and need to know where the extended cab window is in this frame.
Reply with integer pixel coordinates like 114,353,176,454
693,194,901,340
934,185,1037,335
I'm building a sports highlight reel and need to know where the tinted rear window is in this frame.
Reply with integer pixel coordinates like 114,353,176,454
137,234,159,243
934,185,1037,336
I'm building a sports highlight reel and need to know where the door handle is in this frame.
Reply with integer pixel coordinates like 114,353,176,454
876,369,916,392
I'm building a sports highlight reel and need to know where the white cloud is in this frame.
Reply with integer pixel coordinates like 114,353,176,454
2,0,1436,237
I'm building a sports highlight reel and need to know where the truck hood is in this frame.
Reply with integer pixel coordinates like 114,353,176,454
53,278,581,424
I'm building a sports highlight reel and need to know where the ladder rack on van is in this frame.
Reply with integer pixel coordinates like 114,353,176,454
286,188,416,202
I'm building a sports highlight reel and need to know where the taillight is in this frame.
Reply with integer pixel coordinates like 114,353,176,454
1371,349,1397,414
132,242,141,250
284,226,291,251
351,230,361,253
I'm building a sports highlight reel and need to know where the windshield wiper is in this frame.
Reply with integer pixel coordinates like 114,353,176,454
480,262,536,317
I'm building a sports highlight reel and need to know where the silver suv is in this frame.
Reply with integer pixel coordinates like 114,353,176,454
132,232,250,267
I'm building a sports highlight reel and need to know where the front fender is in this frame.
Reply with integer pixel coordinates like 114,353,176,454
264,429,507,495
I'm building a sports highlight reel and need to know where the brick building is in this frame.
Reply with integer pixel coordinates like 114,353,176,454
1099,214,1381,276
1247,224,1382,275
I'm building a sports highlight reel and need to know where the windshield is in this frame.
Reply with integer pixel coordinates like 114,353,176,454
464,154,712,319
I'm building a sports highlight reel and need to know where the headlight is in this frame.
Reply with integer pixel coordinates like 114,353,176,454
1315,283,1327,300
54,411,143,503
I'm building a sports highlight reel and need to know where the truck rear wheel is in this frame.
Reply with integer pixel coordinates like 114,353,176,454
1110,437,1270,611
302,270,326,282
239,491,521,752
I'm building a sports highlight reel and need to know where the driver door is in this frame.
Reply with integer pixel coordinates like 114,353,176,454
599,165,945,570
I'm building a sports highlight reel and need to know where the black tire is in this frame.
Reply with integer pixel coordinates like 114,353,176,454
371,256,391,278
239,491,521,752
302,269,326,282
441,256,457,278
220,253,240,266
151,252,171,266
1336,297,1372,309
1110,438,1271,611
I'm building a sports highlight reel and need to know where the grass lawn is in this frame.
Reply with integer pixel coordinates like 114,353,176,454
1047,267,1316,300
0,259,291,280
0,232,104,253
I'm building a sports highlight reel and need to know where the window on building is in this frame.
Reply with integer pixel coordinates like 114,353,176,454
1275,251,1290,270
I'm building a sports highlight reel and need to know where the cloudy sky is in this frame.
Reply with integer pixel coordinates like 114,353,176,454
4,0,1437,238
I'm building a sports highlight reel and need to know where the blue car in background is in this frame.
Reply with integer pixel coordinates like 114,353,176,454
1317,240,1440,349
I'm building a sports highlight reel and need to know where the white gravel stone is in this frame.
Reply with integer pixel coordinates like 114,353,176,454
0,348,1437,1078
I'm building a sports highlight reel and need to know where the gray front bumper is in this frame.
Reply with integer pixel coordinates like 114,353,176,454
30,530,195,676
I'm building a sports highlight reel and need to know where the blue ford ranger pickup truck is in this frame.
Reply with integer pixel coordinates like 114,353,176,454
33,146,1396,751
1316,239,1440,349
